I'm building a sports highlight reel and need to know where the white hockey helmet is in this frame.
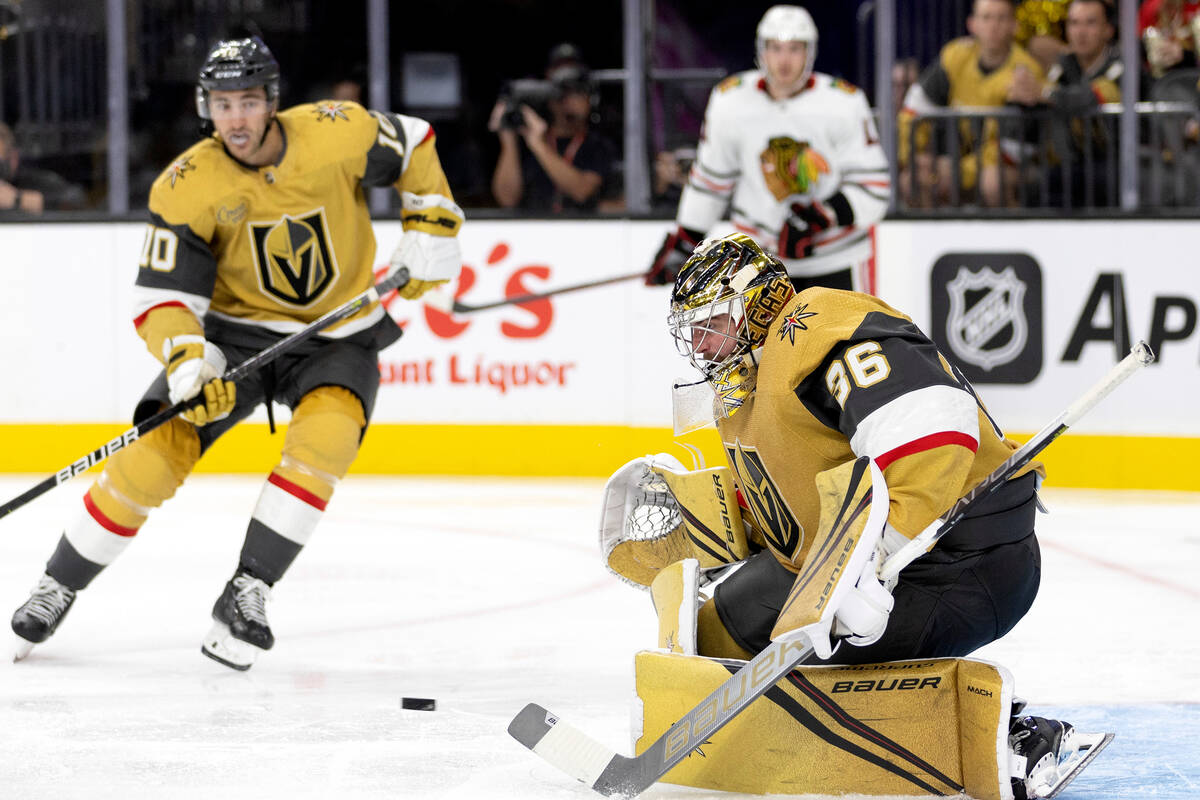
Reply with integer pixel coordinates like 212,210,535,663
755,5,818,87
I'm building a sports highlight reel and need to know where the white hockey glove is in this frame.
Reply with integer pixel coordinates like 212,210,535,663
769,457,890,660
600,452,687,558
389,229,462,300
831,524,908,647
163,335,235,426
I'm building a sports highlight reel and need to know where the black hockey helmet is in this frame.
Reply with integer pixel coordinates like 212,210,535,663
195,36,281,119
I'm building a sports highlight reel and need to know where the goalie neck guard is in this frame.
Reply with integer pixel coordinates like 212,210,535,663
668,233,794,420
195,36,281,120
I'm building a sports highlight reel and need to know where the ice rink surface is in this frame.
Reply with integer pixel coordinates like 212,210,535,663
0,474,1196,799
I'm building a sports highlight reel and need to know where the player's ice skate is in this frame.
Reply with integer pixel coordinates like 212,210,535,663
11,573,77,662
201,570,274,671
1010,715,1114,799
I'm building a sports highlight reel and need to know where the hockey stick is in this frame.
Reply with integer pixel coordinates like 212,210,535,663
0,268,411,522
508,340,1155,798
431,270,648,314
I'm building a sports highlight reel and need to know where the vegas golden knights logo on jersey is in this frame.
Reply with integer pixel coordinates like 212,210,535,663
249,210,338,306
725,440,804,561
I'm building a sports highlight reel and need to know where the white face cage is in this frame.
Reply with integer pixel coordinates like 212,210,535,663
669,293,749,381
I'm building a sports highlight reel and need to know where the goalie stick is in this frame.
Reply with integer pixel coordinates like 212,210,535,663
0,268,411,522
508,340,1155,798
430,270,648,314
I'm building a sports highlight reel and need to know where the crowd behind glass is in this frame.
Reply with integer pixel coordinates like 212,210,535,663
1,0,1197,217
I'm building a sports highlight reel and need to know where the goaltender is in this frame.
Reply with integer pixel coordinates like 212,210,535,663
601,233,1103,799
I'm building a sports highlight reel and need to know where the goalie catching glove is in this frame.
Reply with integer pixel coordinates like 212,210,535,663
163,335,235,426
389,228,462,300
600,452,750,588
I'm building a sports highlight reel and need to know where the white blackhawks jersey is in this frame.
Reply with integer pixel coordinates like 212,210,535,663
677,70,890,284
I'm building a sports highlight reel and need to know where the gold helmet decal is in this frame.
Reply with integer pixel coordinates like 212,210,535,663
249,210,337,306
759,136,830,201
669,232,795,418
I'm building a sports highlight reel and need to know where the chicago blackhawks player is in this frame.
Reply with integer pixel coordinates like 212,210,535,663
647,5,890,293
10,36,463,670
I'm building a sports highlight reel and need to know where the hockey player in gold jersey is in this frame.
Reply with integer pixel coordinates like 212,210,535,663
605,233,1090,798
661,232,1042,664
10,36,464,670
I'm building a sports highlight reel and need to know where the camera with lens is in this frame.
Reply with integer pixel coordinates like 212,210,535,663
498,79,556,131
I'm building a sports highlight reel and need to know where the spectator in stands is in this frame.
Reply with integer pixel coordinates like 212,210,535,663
489,43,617,213
0,122,87,214
1016,0,1071,73
307,67,365,105
899,0,1045,209
1009,0,1122,205
892,57,921,113
651,145,692,213
1139,0,1200,77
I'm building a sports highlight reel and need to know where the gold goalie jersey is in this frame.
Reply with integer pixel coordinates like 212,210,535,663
718,287,1039,571
132,100,462,354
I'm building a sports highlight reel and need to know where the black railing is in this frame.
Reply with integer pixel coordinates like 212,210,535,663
897,102,1200,215
3,0,1199,219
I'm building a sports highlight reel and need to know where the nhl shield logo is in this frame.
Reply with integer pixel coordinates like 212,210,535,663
931,253,1043,384
945,265,1027,371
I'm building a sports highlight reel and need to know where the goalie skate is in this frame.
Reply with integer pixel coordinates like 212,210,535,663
1041,731,1114,799
1010,715,1113,799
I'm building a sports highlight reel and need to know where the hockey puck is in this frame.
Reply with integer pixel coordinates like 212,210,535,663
401,697,436,711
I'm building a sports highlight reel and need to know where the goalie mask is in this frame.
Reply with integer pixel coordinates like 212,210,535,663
195,36,281,120
669,233,794,421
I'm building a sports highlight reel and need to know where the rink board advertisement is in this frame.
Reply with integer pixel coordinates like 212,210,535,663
877,220,1200,436
0,218,1195,488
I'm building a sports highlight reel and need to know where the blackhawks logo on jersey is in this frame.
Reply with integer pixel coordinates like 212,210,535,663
832,78,859,94
759,137,831,201
717,75,743,93
248,210,338,306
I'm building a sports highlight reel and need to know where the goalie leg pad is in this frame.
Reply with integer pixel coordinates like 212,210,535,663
649,559,699,655
696,597,753,661
634,651,1020,800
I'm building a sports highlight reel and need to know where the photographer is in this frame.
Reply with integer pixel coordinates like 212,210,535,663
0,122,87,214
489,43,616,213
